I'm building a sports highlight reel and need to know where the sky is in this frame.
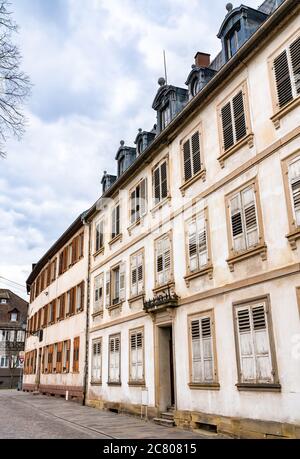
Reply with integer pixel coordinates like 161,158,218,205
0,0,261,299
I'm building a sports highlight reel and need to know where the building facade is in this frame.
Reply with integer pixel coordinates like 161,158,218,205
24,0,300,438
0,290,28,389
23,216,89,400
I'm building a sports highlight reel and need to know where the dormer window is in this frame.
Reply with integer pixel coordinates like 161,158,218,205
118,156,126,176
0,299,7,304
137,138,143,155
226,20,241,59
191,77,200,97
161,104,171,130
10,312,18,322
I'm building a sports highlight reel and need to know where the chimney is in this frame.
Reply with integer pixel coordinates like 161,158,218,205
194,52,210,68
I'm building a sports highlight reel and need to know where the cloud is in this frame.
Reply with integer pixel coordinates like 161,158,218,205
0,0,261,298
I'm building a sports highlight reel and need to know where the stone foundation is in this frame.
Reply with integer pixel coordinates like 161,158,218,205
23,384,84,401
86,398,158,420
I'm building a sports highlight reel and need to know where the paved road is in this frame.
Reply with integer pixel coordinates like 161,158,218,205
0,390,224,439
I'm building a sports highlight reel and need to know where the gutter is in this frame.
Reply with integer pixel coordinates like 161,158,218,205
84,0,296,221
82,216,92,406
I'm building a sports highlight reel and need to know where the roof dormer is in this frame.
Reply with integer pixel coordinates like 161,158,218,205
134,128,156,155
101,171,117,193
152,77,188,134
185,52,217,99
115,140,136,177
218,3,268,63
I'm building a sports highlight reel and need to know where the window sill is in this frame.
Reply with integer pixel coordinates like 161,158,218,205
107,301,123,312
236,383,281,392
153,282,175,295
128,293,144,304
91,381,102,386
227,244,267,272
189,382,220,390
151,196,172,215
93,247,105,258
184,265,213,286
218,133,254,168
128,380,146,387
107,381,121,387
180,169,206,196
127,218,144,236
286,228,300,250
109,233,123,248
92,309,104,319
271,96,300,129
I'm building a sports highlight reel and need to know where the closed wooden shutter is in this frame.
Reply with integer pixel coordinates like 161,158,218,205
131,253,144,297
273,49,293,108
191,131,201,176
73,337,80,373
233,91,247,142
66,340,71,373
236,303,273,383
131,255,138,297
92,340,102,382
290,36,300,95
153,166,161,204
156,236,171,286
48,345,53,373
130,189,136,224
221,101,234,151
183,139,192,182
119,263,126,302
289,158,300,226
242,187,258,248
41,348,45,374
109,335,120,382
130,331,143,381
191,317,214,383
161,161,168,200
56,342,63,373
105,271,111,308
230,193,246,252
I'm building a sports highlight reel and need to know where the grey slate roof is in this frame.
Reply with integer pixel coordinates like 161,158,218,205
258,0,285,15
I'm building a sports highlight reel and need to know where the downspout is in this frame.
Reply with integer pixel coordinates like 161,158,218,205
82,216,92,406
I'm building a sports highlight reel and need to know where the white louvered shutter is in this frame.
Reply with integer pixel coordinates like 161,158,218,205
119,263,126,301
156,239,164,285
242,187,258,248
105,271,111,308
289,158,300,226
230,194,246,252
163,236,171,284
197,214,208,268
130,332,143,381
137,252,144,294
191,320,202,382
183,139,192,182
252,304,273,382
191,317,214,383
188,220,198,272
290,36,300,96
131,255,138,297
109,336,120,382
140,178,147,217
92,340,101,381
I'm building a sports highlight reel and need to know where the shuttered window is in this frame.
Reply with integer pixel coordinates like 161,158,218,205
130,179,147,224
235,302,274,384
130,251,144,297
76,281,84,312
155,235,172,286
105,271,111,308
153,160,168,205
91,339,102,383
112,205,120,239
190,315,215,383
221,90,247,151
94,274,104,313
109,335,120,383
229,185,259,253
63,340,71,373
95,220,104,252
130,330,144,381
187,212,208,273
73,337,80,373
273,36,300,109
288,157,300,227
183,131,202,182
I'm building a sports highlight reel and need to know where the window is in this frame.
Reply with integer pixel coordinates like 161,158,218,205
183,131,202,182
288,156,300,227
226,21,241,59
49,301,56,324
109,334,120,383
50,258,57,282
94,274,104,313
10,312,18,322
111,264,126,306
273,36,300,110
234,298,278,387
153,160,168,206
56,342,63,373
53,343,58,372
95,220,104,252
91,339,102,383
129,329,144,382
119,156,126,176
66,288,75,316
191,77,200,97
68,243,73,267
155,234,172,287
111,204,120,239
220,89,247,152
73,337,80,373
0,355,9,368
16,330,25,342
189,312,217,385
130,251,144,298
161,104,171,130
187,211,209,273
58,294,65,320
62,340,70,373
130,179,147,224
76,282,84,312
9,330,15,342
0,299,7,304
229,185,259,254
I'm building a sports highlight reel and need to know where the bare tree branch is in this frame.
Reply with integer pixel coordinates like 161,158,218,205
0,1,31,159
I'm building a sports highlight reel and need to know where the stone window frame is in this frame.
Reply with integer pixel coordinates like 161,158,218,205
128,326,146,386
225,176,267,272
217,80,254,168
232,295,281,392
281,149,300,250
268,29,300,130
187,309,220,390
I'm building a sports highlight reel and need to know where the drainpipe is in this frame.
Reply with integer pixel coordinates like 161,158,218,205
82,216,92,406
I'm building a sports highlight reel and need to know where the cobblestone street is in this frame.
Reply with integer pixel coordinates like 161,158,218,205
0,390,225,439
